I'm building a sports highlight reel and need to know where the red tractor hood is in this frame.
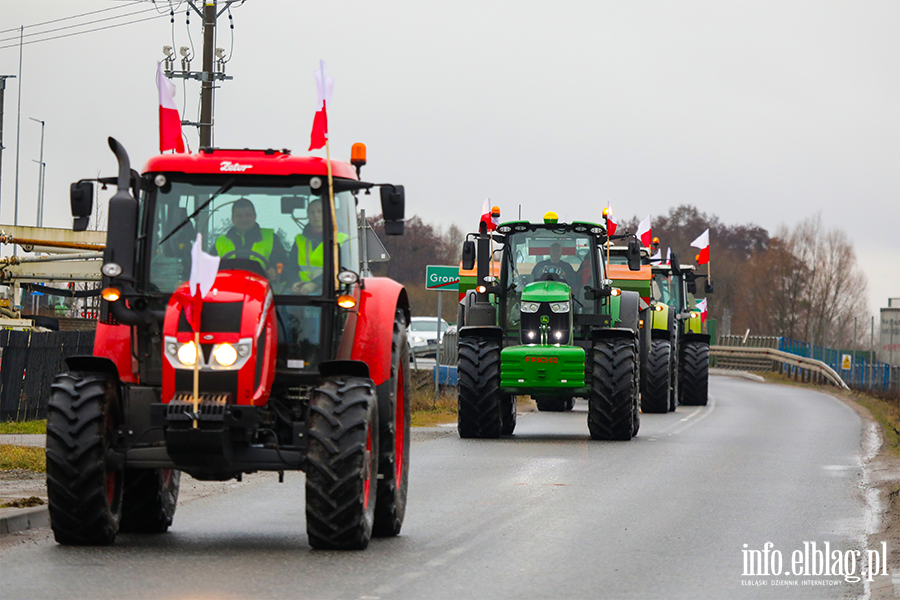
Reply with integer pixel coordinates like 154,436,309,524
143,149,358,179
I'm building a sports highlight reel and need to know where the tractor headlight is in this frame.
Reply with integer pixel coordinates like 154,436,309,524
525,331,536,340
521,302,540,313
212,343,238,367
177,342,197,366
554,331,563,339
549,302,570,313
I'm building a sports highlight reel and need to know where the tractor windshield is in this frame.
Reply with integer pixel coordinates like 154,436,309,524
502,229,597,329
145,178,358,297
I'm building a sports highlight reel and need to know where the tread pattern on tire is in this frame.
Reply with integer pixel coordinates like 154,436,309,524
641,340,671,414
457,337,502,439
373,308,410,538
588,338,637,441
46,372,122,546
679,341,709,406
119,468,180,534
306,377,378,550
500,395,516,436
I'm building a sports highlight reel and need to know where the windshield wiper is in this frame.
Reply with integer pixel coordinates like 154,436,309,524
159,178,237,245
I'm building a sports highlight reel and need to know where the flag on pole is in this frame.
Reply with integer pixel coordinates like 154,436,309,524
605,205,617,237
691,228,710,265
480,197,500,232
182,234,220,331
309,60,334,151
649,248,662,264
665,247,671,266
696,298,708,323
157,62,185,153
637,214,652,247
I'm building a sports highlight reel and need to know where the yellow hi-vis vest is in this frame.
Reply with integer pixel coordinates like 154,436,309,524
295,232,348,281
215,228,275,268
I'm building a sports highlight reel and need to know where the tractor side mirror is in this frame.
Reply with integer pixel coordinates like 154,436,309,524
627,238,642,271
670,252,682,276
686,278,698,294
461,240,476,271
70,181,94,231
380,185,405,235
705,279,715,294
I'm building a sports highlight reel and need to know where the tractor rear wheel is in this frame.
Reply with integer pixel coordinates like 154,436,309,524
641,340,671,414
373,309,411,538
588,338,637,440
500,395,517,436
119,469,180,533
668,343,679,411
46,371,123,545
306,376,379,550
679,341,709,406
457,337,502,438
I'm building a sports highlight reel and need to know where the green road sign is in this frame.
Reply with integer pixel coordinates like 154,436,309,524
425,265,460,292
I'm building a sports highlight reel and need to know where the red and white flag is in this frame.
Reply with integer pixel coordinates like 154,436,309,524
637,214,652,247
696,298,708,323
480,197,499,232
605,204,618,237
691,228,710,265
157,62,185,153
649,248,662,264
309,60,334,151
182,234,220,332
665,247,671,265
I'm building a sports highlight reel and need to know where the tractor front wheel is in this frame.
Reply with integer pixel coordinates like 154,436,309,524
119,469,180,533
588,338,637,441
306,376,379,550
457,337,502,439
500,395,517,436
679,341,709,406
46,371,123,545
641,340,671,414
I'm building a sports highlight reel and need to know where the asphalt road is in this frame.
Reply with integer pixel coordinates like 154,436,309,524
0,376,878,600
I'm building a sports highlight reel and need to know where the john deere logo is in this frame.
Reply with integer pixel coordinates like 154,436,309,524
540,315,550,324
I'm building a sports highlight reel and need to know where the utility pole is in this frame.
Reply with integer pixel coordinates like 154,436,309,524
29,117,44,227
0,75,15,208
166,1,236,150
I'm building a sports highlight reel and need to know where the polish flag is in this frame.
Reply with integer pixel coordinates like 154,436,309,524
309,60,334,151
157,62,185,153
181,234,221,332
637,214,652,247
691,229,710,265
696,298,708,323
649,248,662,264
665,247,671,265
604,205,617,237
480,197,500,232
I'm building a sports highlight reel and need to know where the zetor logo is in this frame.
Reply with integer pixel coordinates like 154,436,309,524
219,161,253,172
525,356,558,363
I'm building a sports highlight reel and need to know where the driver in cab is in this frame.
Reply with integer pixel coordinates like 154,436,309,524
533,242,576,286
215,198,287,282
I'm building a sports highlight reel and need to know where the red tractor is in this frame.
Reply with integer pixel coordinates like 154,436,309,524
47,138,410,550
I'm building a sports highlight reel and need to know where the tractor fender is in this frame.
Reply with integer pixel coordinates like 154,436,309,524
682,332,711,345
616,290,640,332
650,305,673,340
64,355,121,381
591,327,639,343
458,325,504,342
92,322,134,383
350,277,409,387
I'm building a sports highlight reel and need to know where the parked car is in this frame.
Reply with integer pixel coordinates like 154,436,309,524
408,317,450,357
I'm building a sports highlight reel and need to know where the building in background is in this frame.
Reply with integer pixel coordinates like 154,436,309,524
879,298,900,367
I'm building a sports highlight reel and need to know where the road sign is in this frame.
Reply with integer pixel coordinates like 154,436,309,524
841,354,852,370
425,265,459,292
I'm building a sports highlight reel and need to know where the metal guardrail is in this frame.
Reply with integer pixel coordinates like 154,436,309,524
710,345,850,390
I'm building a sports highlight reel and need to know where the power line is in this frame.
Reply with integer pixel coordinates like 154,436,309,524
0,1,145,35
0,7,161,45
0,14,169,51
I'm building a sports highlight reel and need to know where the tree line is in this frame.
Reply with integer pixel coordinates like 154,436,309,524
370,207,870,348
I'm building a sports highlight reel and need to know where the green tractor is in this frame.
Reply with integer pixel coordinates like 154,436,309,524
456,212,644,440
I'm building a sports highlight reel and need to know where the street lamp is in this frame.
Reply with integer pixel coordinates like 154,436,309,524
28,117,44,227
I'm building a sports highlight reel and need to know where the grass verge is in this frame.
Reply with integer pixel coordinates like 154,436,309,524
410,382,457,427
0,445,46,473
0,420,47,435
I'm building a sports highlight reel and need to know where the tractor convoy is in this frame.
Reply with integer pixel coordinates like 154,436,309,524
48,138,410,549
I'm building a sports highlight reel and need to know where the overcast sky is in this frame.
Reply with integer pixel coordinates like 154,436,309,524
0,0,897,317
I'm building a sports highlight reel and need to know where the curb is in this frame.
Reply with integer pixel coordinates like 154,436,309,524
710,368,766,383
0,504,49,535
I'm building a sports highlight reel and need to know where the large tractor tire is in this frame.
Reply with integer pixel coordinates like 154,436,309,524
457,337,502,439
588,338,637,441
500,395,517,436
535,397,575,412
668,344,679,411
306,376,379,550
679,341,709,406
373,309,411,538
640,340,671,414
46,371,123,545
119,469,180,533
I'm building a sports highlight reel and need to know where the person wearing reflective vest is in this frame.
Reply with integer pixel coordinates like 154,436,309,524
215,198,287,282
290,198,347,294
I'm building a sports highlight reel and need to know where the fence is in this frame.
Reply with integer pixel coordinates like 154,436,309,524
0,330,95,421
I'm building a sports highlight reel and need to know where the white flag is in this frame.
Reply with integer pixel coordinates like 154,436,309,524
189,234,220,299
